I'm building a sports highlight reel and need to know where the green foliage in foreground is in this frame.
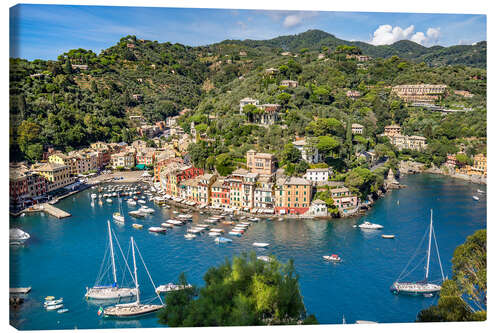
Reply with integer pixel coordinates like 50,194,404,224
417,229,486,322
157,252,317,327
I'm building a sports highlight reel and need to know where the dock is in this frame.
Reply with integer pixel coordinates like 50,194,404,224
10,287,31,294
31,204,71,219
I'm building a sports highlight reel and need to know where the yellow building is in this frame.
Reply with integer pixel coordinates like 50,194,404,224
34,163,73,192
274,177,312,215
48,153,70,165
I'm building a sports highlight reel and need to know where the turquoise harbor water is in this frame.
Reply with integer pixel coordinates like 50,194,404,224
10,174,486,330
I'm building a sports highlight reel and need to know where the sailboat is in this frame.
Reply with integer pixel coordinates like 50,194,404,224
85,221,137,301
102,237,165,317
113,198,125,223
390,209,445,296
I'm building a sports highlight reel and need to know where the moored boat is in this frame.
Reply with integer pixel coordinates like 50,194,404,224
354,221,383,230
214,236,232,243
155,283,192,294
102,237,165,318
391,210,444,296
323,254,341,262
85,220,138,301
184,233,196,239
132,223,143,229
382,234,395,239
148,227,167,234
252,242,269,248
10,228,30,244
472,195,480,201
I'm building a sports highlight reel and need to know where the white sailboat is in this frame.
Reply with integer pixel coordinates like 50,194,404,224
85,221,137,301
102,237,165,317
113,198,125,223
390,210,445,296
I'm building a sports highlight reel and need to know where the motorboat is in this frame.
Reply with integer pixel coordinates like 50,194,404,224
472,196,480,201
46,304,64,311
166,219,183,226
148,227,167,234
57,308,69,314
138,200,146,205
215,237,232,244
323,254,341,262
155,283,192,294
129,210,147,218
106,199,113,204
354,221,383,230
184,233,196,239
208,231,221,237
127,199,137,206
9,228,30,243
139,206,155,214
257,256,272,262
187,228,203,234
252,242,269,248
44,298,63,307
132,224,143,229
477,189,485,194
91,193,97,199
209,228,224,233
228,231,243,237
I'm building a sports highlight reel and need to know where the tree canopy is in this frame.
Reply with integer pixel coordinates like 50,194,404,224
157,252,317,326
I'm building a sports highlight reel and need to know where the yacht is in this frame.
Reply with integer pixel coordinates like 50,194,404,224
10,228,30,244
354,221,383,230
323,254,341,262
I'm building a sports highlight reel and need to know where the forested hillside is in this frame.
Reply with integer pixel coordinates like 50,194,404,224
10,30,487,165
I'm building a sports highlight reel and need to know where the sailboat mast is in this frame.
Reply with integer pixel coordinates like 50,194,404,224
425,209,433,281
131,237,140,304
108,220,117,285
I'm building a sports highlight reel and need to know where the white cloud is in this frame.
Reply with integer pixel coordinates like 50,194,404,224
265,11,318,29
369,25,441,46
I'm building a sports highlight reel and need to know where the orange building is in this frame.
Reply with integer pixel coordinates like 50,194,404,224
274,177,312,215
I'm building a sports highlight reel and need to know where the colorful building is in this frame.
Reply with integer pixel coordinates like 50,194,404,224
330,187,358,212
34,163,73,192
274,177,312,215
210,178,230,208
246,150,278,175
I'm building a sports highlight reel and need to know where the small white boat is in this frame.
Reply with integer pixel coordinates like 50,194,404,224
477,189,485,194
184,233,196,239
129,210,147,218
155,283,192,294
355,221,383,230
91,193,97,199
127,200,137,206
139,206,155,214
106,199,113,204
209,228,224,233
215,237,232,243
57,308,69,313
228,231,242,237
44,298,63,306
46,304,64,311
166,219,183,226
138,200,146,204
257,256,272,262
323,254,341,262
252,242,269,248
208,231,221,237
113,212,125,223
10,228,30,243
132,223,143,229
382,234,395,239
472,196,480,201
148,227,167,233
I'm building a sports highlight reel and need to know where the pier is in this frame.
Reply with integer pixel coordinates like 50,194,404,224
29,204,71,219
9,287,31,294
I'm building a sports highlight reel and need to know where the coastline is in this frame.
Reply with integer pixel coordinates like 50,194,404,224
398,160,487,185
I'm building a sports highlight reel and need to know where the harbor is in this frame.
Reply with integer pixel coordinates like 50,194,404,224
9,174,486,329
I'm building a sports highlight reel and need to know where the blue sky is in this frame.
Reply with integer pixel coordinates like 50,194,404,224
10,4,486,60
